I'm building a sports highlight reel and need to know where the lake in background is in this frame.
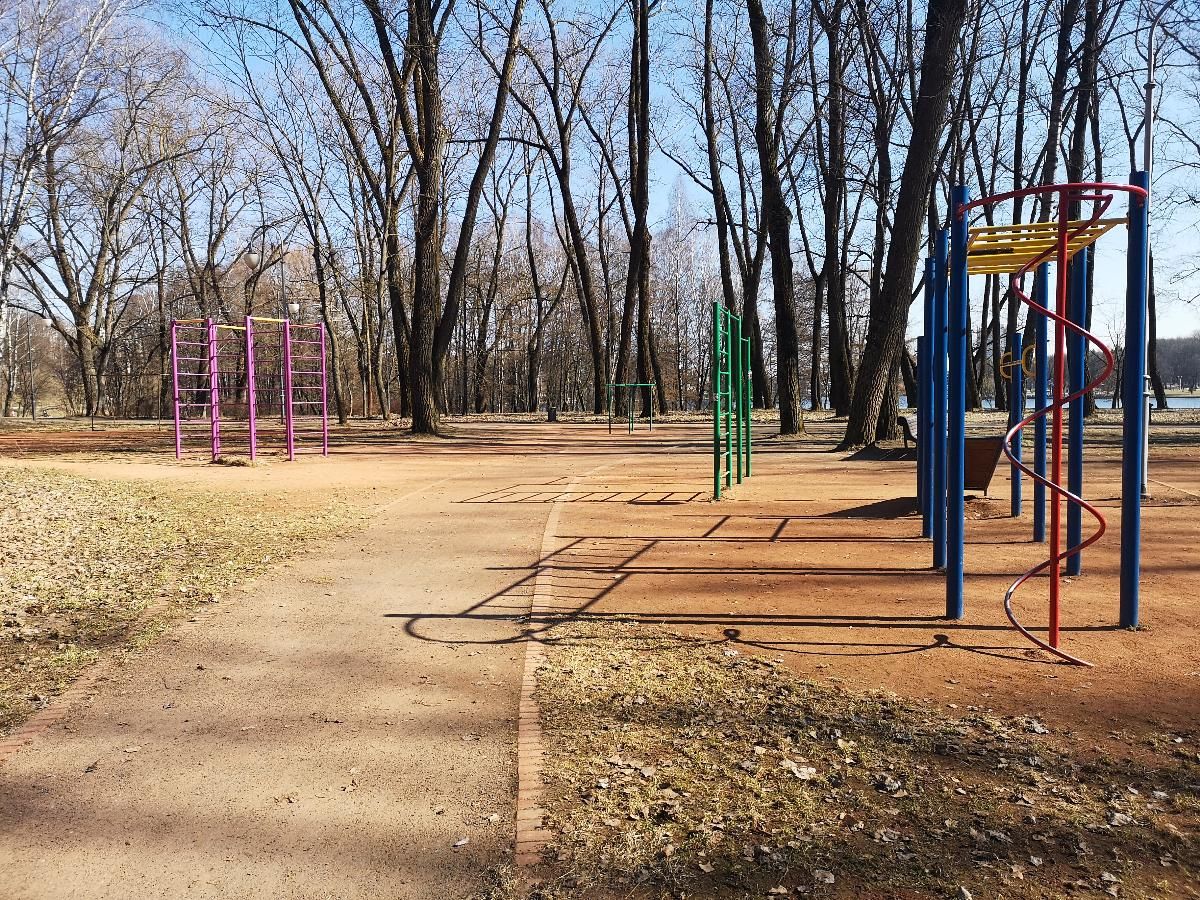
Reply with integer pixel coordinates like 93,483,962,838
891,395,1200,410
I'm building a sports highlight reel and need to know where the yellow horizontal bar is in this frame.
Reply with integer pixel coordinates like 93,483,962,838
969,217,1125,235
965,217,1126,275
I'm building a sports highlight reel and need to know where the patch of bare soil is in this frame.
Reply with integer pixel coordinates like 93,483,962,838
0,465,358,732
533,620,1199,899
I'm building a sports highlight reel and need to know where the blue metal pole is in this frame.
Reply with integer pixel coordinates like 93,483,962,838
1067,246,1088,575
947,187,970,619
1033,263,1049,543
1010,332,1023,517
932,232,949,570
1121,171,1150,628
917,336,929,536
921,257,935,537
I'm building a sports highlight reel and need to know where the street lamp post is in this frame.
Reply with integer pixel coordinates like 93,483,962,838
245,243,300,320
246,243,299,424
26,320,35,419
1140,0,1178,498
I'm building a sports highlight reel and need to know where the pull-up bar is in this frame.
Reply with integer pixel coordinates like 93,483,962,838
606,382,656,434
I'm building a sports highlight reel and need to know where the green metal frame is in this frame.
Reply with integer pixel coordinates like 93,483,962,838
607,382,656,434
712,302,752,499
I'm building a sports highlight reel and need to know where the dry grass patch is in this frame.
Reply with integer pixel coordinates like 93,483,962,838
534,621,1199,899
0,465,358,733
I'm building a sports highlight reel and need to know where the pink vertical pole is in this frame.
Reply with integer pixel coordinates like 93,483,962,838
245,316,257,462
319,322,329,456
207,317,221,461
282,317,295,461
171,320,183,458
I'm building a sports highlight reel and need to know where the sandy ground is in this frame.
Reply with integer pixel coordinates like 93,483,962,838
526,420,1200,747
2,417,1199,897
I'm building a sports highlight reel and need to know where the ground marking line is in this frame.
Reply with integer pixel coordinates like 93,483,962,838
515,455,624,870
1148,477,1200,499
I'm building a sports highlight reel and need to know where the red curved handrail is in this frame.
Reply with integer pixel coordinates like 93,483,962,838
959,181,1145,667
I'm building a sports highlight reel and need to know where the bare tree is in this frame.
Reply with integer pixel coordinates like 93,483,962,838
0,0,129,354
842,0,969,447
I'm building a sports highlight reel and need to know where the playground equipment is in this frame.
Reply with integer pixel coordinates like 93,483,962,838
917,174,1150,665
171,316,329,462
712,300,752,500
607,382,656,434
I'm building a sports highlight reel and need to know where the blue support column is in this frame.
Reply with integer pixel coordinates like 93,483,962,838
932,232,949,570
947,188,970,619
1009,332,1024,518
1066,246,1088,575
1120,171,1150,628
1033,263,1049,543
923,257,935,517
917,335,928,535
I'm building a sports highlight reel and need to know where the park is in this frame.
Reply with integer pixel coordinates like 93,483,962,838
3,0,1200,898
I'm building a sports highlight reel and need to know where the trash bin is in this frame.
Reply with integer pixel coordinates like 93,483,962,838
547,405,557,422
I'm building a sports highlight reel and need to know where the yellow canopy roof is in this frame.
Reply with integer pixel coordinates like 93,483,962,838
965,218,1126,275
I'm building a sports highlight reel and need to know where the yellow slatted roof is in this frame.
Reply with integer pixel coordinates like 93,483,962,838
966,218,1126,275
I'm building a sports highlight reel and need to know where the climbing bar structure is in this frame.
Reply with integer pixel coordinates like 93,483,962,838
922,177,1150,666
171,316,329,463
712,301,752,500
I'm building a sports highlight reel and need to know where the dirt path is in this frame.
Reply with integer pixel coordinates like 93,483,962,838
0,425,622,900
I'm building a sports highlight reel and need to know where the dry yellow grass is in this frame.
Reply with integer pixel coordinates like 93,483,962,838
0,465,357,733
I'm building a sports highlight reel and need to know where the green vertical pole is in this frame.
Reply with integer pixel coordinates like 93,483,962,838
607,384,612,434
734,315,743,484
712,303,721,499
743,335,752,477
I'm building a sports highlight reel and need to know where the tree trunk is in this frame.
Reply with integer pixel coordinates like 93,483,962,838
990,276,1006,411
400,0,445,435
810,275,825,409
840,0,968,447
818,0,853,416
746,0,802,435
1149,249,1167,409
900,347,917,408
874,361,900,440
431,0,526,389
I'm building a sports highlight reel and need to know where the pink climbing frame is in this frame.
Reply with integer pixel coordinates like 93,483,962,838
170,316,329,462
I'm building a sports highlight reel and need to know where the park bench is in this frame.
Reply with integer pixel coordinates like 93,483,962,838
899,415,1005,496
